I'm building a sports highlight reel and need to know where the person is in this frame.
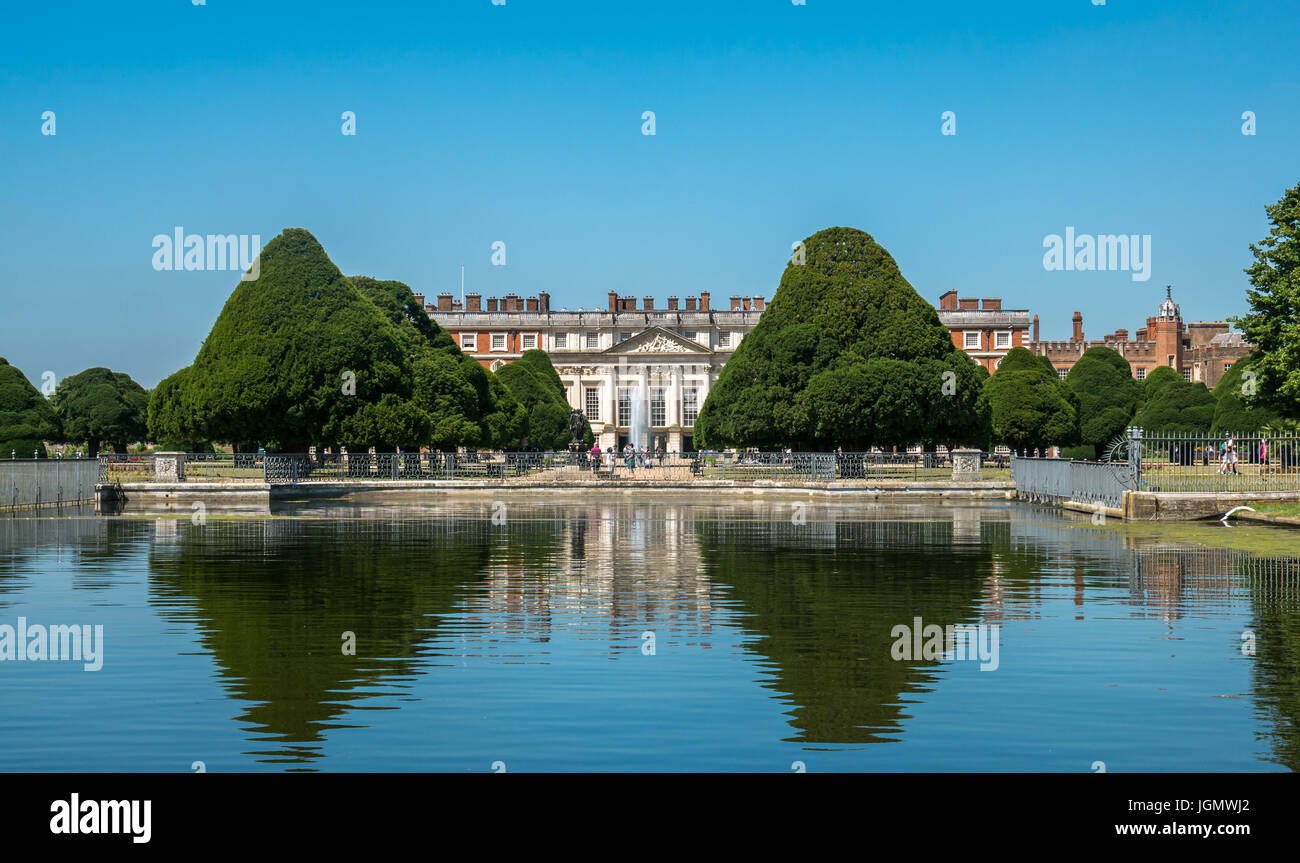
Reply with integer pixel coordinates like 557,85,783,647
1227,434,1239,474
656,445,665,467
590,443,602,474
624,443,635,471
1261,437,1270,472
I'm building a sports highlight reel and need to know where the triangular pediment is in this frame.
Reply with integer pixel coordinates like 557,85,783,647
602,326,710,355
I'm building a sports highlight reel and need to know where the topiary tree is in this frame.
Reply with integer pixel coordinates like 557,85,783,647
0,358,61,458
1233,181,1300,419
147,366,210,452
1064,346,1141,458
984,347,1079,452
496,350,591,450
1142,365,1183,406
183,228,420,451
52,367,149,457
1135,378,1216,432
695,227,988,450
1211,353,1278,434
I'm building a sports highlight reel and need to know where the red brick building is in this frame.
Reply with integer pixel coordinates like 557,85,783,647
936,290,1032,371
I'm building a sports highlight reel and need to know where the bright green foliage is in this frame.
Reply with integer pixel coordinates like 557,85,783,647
1142,365,1182,405
0,358,61,458
147,366,208,451
52,366,149,457
1064,347,1141,458
1211,354,1278,433
695,227,989,449
1233,182,1300,418
984,347,1079,451
1135,378,1216,432
184,229,413,451
496,350,592,449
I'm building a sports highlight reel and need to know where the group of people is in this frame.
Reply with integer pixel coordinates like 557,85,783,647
587,442,666,472
1215,433,1272,475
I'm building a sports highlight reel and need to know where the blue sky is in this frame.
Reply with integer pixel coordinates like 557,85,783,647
2,0,1297,387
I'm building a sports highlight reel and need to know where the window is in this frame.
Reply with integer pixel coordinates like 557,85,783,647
460,333,476,350
584,387,600,422
586,332,600,349
1223,362,1233,372
619,331,632,343
964,331,980,349
1057,368,1068,380
1135,368,1147,380
491,333,506,351
554,333,568,349
682,388,699,425
1167,355,1175,367
718,332,731,348
1181,368,1192,381
522,333,537,350
617,387,632,426
995,331,1011,349
650,388,666,427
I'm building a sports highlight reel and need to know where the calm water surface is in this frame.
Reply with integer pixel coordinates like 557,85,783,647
1,497,1297,772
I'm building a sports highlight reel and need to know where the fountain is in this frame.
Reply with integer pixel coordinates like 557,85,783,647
628,380,649,451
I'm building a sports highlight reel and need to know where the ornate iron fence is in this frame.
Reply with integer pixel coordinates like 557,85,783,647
1134,429,1300,493
1010,456,1133,508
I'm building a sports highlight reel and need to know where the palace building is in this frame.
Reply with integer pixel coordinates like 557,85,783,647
423,290,764,452
936,291,1033,371
1026,286,1251,388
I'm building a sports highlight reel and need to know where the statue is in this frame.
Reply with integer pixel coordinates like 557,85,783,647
569,409,586,445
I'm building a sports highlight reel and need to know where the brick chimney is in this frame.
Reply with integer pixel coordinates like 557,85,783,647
621,295,634,312
1032,314,1039,342
753,296,765,311
1114,328,1128,341
526,296,538,312
685,296,697,311
643,296,654,310
700,291,710,311
667,296,679,311
412,292,425,308
730,295,742,311
608,291,618,312
958,297,979,311
538,291,550,312
981,298,1001,311
437,292,453,311
939,289,959,310
487,297,499,312
1072,312,1083,342
466,293,481,312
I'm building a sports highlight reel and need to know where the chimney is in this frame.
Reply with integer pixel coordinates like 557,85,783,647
437,292,453,311
538,291,550,312
643,296,654,310
487,297,499,312
1032,314,1039,342
730,295,742,311
451,300,462,311
466,293,481,312
753,296,764,311
700,291,710,311
685,296,697,311
981,298,1001,311
608,291,618,312
412,292,425,308
526,296,538,312
1114,328,1128,341
667,296,679,310
939,289,959,310
958,297,979,311
621,295,635,312
1072,312,1083,342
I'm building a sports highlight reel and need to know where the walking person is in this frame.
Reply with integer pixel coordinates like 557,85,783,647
1226,433,1239,475
590,442,602,474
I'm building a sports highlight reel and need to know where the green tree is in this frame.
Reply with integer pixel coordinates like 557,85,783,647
1211,354,1279,433
184,228,417,451
1135,378,1216,432
147,366,210,452
0,358,61,458
1233,181,1300,418
984,347,1078,452
496,350,592,450
1142,365,1182,406
695,227,988,450
1064,347,1141,458
52,367,149,457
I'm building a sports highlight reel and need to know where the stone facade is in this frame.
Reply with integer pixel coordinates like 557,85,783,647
428,292,763,452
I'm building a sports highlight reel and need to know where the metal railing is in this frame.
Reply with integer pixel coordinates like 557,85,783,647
97,452,265,483
1,458,99,511
1010,456,1134,508
1134,430,1300,493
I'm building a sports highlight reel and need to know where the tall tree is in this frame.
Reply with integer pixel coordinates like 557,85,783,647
1234,181,1300,418
1142,365,1183,405
0,358,61,458
147,366,209,452
52,367,149,457
1135,378,1216,433
984,347,1078,452
1064,347,1141,458
695,227,988,450
496,350,592,449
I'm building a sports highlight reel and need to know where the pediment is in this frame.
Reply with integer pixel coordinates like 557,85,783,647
602,326,710,355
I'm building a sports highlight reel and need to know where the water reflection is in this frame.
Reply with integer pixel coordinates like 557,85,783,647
1,500,1297,771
